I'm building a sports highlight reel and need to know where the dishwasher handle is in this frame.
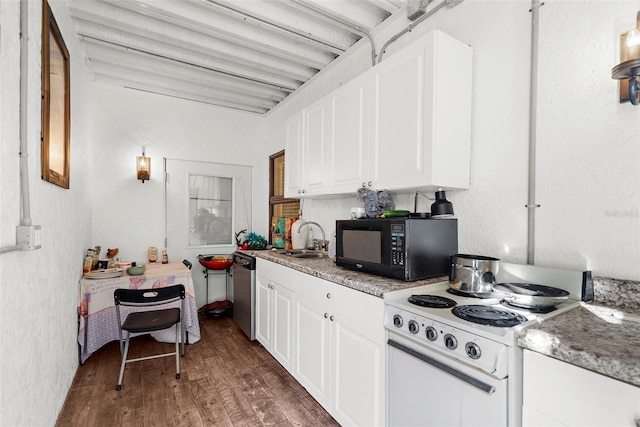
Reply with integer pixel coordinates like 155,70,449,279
388,339,496,395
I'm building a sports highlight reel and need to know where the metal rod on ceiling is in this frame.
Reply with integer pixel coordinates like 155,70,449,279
291,0,378,67
527,0,543,265
203,0,347,56
377,0,460,63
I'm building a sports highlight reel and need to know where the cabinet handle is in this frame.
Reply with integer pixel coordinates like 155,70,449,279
361,182,366,188
367,181,372,187
324,313,328,319
326,293,331,299
330,315,334,321
301,189,306,194
297,190,301,194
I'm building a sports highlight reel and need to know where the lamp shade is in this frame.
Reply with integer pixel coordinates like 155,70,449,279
430,190,454,217
137,155,150,183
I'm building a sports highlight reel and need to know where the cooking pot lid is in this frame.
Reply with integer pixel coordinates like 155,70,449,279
493,282,569,298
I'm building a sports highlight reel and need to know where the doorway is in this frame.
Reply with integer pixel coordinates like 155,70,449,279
164,158,252,308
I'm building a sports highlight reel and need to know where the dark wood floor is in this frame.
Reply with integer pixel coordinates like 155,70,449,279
57,314,339,426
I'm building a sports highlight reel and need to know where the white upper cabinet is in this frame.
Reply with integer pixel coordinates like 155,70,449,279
372,30,472,191
284,111,305,197
302,98,331,196
284,30,472,198
327,73,372,194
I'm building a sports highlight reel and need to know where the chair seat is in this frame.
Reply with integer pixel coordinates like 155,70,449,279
122,308,181,333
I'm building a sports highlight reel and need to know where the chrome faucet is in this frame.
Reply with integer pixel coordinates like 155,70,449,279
297,221,326,251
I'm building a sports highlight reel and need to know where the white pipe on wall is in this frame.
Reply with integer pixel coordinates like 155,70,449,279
1,0,32,254
19,0,32,227
527,0,542,264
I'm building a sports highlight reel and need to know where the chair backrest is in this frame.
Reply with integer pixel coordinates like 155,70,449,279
114,284,185,307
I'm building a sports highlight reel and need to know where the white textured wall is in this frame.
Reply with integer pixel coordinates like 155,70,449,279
90,85,266,263
90,85,266,306
0,0,93,425
263,1,640,281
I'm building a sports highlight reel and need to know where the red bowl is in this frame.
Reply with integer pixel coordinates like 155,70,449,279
198,257,233,270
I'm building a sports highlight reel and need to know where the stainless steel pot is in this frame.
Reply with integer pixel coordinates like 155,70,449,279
493,282,569,309
449,254,500,294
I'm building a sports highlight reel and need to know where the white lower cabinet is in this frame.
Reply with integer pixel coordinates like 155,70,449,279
293,271,385,426
522,349,640,427
255,259,295,373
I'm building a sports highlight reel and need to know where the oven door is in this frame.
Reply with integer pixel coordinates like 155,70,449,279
386,333,508,427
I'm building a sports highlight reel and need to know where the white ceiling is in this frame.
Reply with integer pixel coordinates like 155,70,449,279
66,0,409,114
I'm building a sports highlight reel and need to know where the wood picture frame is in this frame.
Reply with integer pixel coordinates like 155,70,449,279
41,0,70,189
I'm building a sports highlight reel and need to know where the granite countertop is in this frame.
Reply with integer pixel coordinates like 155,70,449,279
246,249,445,297
518,277,640,388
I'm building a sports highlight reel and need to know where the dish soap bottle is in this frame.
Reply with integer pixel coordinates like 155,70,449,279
161,248,168,264
291,210,308,250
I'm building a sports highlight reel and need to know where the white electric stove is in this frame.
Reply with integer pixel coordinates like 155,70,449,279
384,262,589,427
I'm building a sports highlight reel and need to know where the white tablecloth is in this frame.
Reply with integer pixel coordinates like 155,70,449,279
77,262,201,363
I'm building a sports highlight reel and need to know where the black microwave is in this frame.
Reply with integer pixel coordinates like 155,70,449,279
335,218,458,281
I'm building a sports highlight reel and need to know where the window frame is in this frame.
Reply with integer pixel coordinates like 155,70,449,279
268,150,300,245
41,0,71,189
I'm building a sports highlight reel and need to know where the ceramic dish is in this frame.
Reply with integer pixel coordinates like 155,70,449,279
84,268,124,279
126,266,146,276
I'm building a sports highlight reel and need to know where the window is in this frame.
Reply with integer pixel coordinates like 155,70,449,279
269,150,300,244
41,0,70,188
189,175,233,246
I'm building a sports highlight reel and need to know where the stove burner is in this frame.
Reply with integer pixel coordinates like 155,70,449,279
452,305,528,327
446,288,495,299
408,294,457,308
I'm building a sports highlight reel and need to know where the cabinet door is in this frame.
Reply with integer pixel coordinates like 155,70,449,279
284,111,304,198
303,99,330,195
294,276,331,406
328,74,371,194
372,38,426,190
271,283,295,373
331,319,383,426
373,30,472,191
523,349,640,426
255,274,272,349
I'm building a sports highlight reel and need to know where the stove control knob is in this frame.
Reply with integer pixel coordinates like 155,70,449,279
444,334,458,350
408,320,419,334
393,314,403,328
465,342,481,359
425,326,437,341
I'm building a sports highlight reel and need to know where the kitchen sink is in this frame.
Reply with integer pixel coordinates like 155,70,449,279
274,249,328,259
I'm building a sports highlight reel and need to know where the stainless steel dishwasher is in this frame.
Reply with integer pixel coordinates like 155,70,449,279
231,251,256,340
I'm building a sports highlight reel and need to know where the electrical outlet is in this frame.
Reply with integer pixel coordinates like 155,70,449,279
16,225,41,251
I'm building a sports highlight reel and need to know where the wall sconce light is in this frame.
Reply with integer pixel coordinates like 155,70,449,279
137,147,150,183
611,11,640,105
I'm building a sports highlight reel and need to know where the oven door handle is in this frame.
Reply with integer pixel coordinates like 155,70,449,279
387,339,496,395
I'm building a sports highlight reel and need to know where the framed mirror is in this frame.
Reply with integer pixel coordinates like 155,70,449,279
41,0,70,189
